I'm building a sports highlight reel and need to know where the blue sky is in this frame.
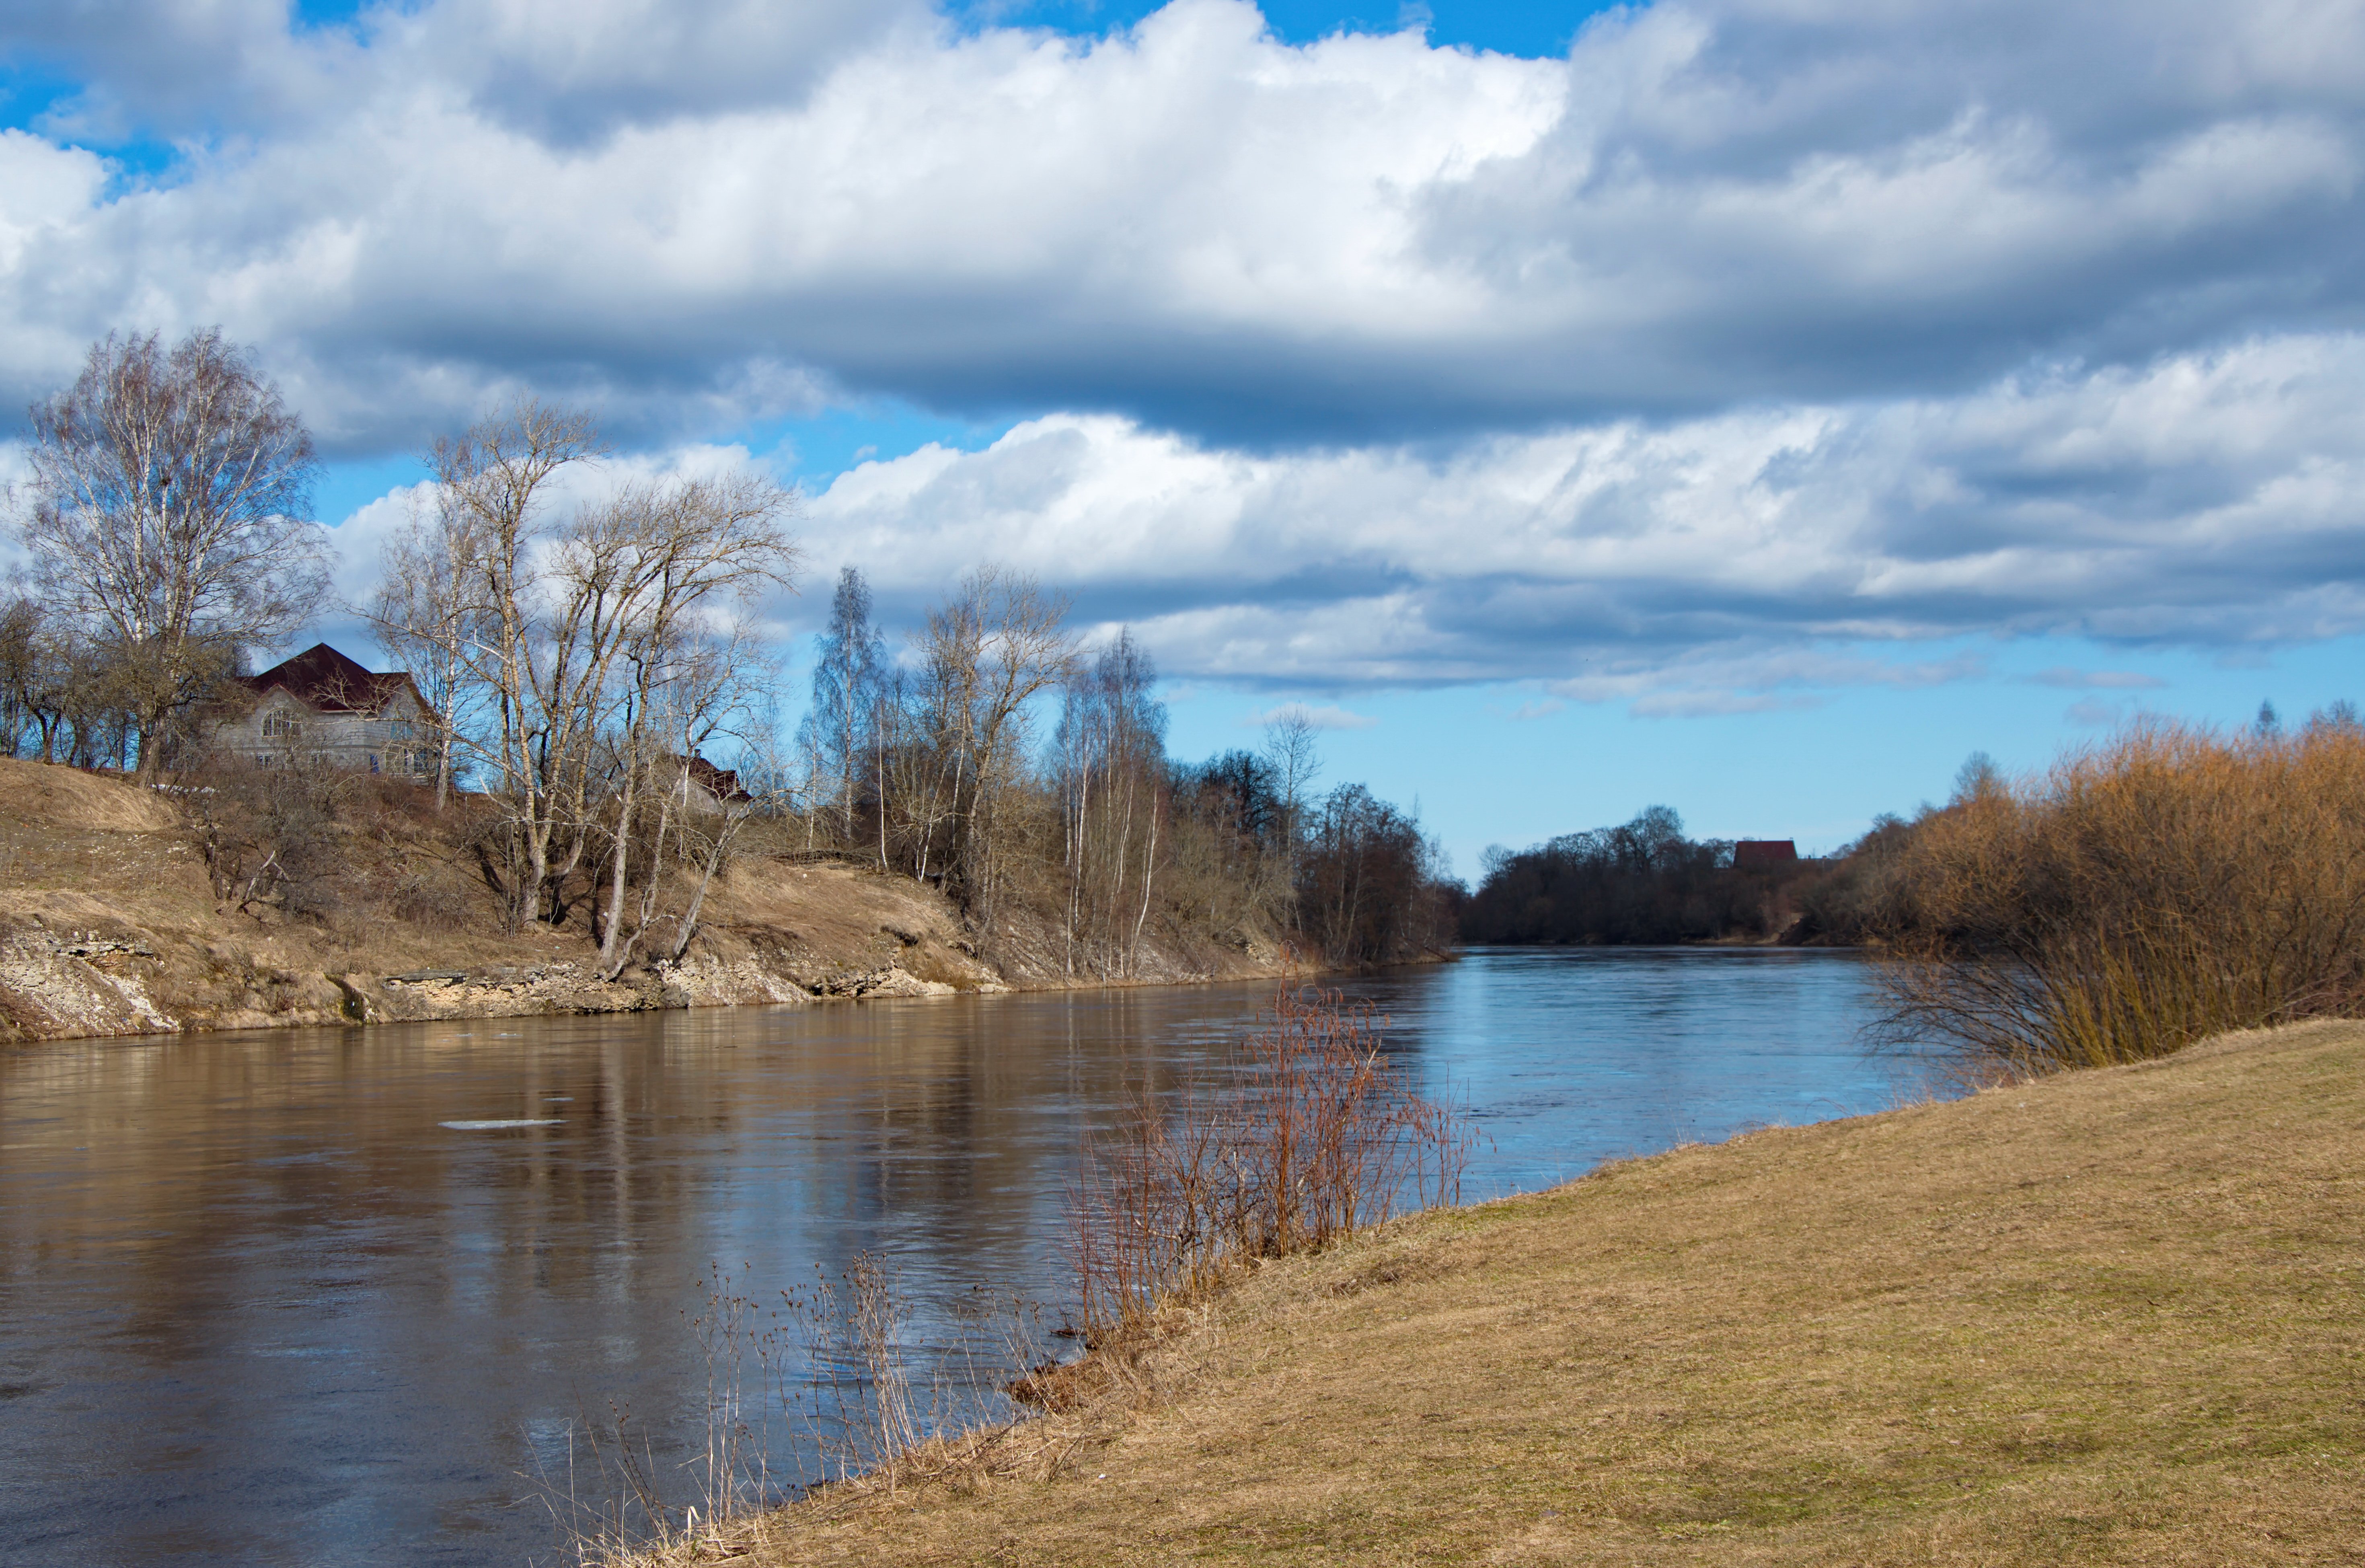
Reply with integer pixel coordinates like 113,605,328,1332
6,0,2364,878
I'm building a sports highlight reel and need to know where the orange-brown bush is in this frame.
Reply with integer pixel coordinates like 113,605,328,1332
1073,986,1475,1340
1875,718,2365,1072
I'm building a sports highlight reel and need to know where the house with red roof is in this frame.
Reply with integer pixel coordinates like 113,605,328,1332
1732,839,1799,871
210,643,438,776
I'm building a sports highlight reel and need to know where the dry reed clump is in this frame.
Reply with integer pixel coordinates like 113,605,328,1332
1068,985,1476,1348
1876,717,2365,1073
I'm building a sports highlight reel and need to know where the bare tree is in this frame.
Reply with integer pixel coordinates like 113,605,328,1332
585,475,798,977
0,598,40,757
422,401,606,921
386,403,797,951
654,636,779,964
916,566,1075,934
1056,630,1168,977
15,329,331,777
365,501,481,808
1262,704,1323,912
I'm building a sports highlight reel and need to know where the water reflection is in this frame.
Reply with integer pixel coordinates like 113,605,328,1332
0,948,1905,1566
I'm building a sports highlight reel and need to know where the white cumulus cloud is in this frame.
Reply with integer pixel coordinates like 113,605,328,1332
8,0,2361,703
785,333,2365,696
0,0,2359,447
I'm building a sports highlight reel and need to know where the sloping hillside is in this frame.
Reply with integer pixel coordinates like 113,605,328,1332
0,760,1295,1042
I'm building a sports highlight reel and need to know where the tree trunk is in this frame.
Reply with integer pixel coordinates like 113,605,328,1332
596,762,639,979
1131,794,1159,974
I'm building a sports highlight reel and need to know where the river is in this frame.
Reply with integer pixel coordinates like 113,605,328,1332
0,946,1918,1566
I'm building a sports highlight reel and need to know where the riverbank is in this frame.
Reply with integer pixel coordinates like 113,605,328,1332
0,760,1305,1043
668,1018,2363,1565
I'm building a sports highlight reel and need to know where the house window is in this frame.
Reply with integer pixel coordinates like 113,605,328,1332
262,710,300,740
388,720,414,739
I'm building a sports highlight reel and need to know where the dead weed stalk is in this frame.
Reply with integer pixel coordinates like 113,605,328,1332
1071,984,1477,1346
545,1256,1055,1566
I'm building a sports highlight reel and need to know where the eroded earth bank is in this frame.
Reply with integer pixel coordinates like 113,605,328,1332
0,760,1299,1043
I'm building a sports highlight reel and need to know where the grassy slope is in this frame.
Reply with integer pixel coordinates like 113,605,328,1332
727,1021,2363,1566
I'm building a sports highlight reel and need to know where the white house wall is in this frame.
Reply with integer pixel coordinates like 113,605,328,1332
213,691,434,775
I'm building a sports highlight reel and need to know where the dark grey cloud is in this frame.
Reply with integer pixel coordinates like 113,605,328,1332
3,0,927,144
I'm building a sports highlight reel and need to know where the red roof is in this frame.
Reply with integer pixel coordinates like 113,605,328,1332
685,755,751,802
1733,839,1799,869
239,643,422,717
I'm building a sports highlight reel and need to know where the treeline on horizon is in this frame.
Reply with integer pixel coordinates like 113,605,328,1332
1468,702,2365,1075
1458,803,1857,947
0,328,1456,978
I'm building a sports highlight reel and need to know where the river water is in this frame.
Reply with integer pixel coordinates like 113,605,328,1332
0,947,1915,1566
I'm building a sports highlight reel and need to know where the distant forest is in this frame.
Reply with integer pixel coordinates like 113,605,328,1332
1468,711,2365,1079
1458,804,1917,947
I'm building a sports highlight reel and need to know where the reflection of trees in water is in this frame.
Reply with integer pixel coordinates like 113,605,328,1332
0,974,1454,1352
1,958,1903,1564
812,991,1214,1297
0,983,1338,1561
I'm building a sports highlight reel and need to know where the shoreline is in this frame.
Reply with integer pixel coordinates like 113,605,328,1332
1,756,1429,1047
0,904,1410,1047
628,1017,2365,1566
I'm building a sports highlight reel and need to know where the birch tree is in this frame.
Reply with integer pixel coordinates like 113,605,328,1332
1262,705,1323,923
399,403,795,941
918,566,1075,934
366,503,481,808
586,475,797,977
16,329,331,776
425,401,605,921
1056,630,1168,976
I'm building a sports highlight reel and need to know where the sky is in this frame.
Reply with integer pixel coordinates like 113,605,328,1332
4,0,2363,879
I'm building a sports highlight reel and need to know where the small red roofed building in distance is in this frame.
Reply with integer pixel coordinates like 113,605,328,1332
1732,839,1799,871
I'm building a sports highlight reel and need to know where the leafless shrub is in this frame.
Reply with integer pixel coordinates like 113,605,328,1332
186,758,348,919
1872,718,2365,1073
387,873,463,931
1073,984,1478,1342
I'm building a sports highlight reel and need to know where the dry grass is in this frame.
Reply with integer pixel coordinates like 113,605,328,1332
0,758,201,900
0,758,179,834
653,1019,2364,1566
0,760,1005,1038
